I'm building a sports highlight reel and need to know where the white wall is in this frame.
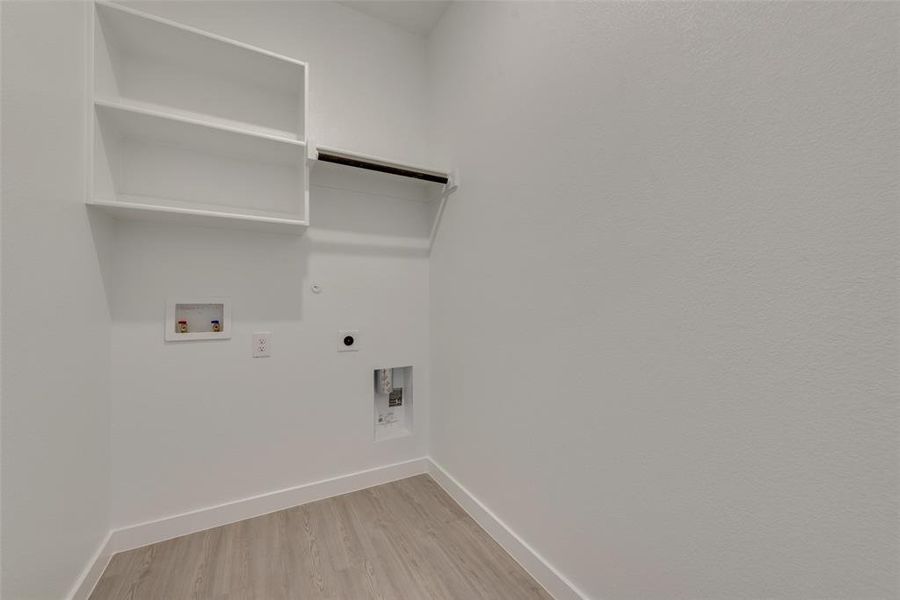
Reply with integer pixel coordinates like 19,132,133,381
129,0,429,164
109,1,433,528
1,2,113,598
4,2,897,598
428,3,898,599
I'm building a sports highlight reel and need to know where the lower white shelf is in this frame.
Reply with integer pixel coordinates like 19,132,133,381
87,199,308,234
91,98,309,234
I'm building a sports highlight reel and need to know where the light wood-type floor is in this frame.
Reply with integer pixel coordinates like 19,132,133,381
90,474,552,599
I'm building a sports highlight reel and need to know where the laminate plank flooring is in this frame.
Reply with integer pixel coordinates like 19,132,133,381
90,474,553,600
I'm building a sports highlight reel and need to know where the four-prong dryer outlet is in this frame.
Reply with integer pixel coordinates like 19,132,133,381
338,330,360,352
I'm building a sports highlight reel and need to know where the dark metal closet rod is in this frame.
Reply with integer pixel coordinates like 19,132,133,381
316,151,450,185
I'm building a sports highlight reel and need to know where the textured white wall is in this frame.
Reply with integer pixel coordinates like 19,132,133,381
1,2,113,598
129,0,429,163
108,1,434,528
427,3,899,598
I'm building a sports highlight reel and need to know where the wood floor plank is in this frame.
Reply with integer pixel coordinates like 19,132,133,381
90,474,552,600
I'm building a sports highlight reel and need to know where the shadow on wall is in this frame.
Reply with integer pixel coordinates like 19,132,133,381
88,164,440,323
87,205,117,320
307,160,442,257
96,219,309,323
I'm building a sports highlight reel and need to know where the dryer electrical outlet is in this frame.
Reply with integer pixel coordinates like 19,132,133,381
338,330,360,352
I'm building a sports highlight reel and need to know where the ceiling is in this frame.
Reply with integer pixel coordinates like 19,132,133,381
338,1,452,36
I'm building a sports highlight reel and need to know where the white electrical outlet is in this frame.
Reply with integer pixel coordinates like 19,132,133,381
338,330,360,352
252,332,271,358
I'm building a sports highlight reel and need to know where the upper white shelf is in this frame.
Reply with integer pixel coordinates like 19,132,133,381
90,1,310,234
94,1,307,140
94,96,299,142
95,97,306,161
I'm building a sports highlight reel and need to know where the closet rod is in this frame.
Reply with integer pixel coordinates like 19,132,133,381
314,145,450,185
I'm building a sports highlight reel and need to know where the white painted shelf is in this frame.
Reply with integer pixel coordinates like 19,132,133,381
95,96,299,143
310,143,456,249
89,1,309,234
87,199,307,234
95,98,306,162
94,1,307,138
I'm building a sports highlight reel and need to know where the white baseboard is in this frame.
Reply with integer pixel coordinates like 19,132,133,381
68,457,583,600
107,457,430,554
68,457,429,600
68,532,113,600
427,458,589,600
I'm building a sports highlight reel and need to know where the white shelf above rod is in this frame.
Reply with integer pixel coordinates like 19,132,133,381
312,143,451,185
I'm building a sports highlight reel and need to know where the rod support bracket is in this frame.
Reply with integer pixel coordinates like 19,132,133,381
444,168,459,194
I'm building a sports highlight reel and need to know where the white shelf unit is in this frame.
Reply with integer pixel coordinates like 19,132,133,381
88,1,309,233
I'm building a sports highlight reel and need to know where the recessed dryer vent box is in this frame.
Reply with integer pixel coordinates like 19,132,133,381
165,298,231,341
374,366,413,442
